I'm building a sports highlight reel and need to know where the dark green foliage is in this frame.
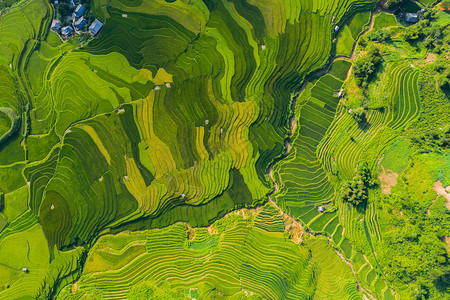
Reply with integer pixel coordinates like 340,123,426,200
340,163,375,206
340,180,367,205
57,3,74,21
437,70,450,92
0,192,4,211
384,0,403,9
353,46,382,87
411,126,450,151
367,29,392,42
403,24,422,41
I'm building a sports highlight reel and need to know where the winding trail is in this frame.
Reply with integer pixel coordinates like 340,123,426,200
265,7,381,299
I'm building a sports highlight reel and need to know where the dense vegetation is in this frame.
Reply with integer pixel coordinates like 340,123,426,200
0,0,448,298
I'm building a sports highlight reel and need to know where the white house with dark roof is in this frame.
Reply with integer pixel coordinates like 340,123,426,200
89,19,103,36
61,25,74,37
73,4,86,18
74,16,87,30
405,13,419,23
51,19,61,31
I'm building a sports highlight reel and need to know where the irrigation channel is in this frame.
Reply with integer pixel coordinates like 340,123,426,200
265,6,384,299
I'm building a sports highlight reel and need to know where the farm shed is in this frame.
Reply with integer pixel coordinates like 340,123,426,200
405,13,419,23
73,4,86,18
61,25,74,37
51,19,61,31
89,19,103,36
74,16,87,30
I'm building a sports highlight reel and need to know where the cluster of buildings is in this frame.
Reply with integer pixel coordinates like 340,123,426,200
51,1,103,39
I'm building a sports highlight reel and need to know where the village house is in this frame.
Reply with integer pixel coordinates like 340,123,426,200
73,4,86,18
61,25,74,37
405,13,419,23
89,19,103,36
51,19,61,31
74,16,87,30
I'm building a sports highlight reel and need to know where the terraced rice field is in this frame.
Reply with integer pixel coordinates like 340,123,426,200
1,0,442,297
57,204,363,299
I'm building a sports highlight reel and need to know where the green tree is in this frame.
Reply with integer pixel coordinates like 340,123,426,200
351,107,366,124
367,29,392,42
340,162,375,206
353,46,382,87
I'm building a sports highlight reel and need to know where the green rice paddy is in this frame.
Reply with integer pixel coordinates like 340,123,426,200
0,0,448,298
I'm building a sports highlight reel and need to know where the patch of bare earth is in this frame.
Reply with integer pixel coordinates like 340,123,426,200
206,224,218,235
426,53,437,64
378,166,398,194
433,180,450,209
71,282,79,293
284,217,304,244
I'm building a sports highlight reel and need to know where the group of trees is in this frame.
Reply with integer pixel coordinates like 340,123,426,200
377,163,450,298
436,65,450,92
367,28,392,42
411,126,450,151
353,46,382,87
340,163,377,206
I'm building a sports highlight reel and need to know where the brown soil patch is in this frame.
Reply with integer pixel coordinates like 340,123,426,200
71,282,79,293
284,217,304,244
426,53,437,64
206,224,218,235
378,166,398,194
432,181,450,209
